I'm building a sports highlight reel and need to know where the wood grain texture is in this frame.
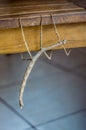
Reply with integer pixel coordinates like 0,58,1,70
0,23,86,54
0,0,86,54
0,0,85,28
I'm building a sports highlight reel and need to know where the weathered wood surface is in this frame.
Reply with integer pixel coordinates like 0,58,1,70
0,0,86,54
0,0,85,28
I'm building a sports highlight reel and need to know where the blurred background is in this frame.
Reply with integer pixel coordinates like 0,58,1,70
0,47,86,130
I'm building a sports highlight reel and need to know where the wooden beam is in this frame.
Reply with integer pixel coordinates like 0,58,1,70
0,22,86,54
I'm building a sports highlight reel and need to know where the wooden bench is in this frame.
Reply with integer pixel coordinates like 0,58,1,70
0,0,86,54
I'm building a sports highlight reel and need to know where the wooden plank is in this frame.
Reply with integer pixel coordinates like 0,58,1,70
0,0,71,6
0,0,85,29
0,22,86,54
0,2,81,16
0,10,86,29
